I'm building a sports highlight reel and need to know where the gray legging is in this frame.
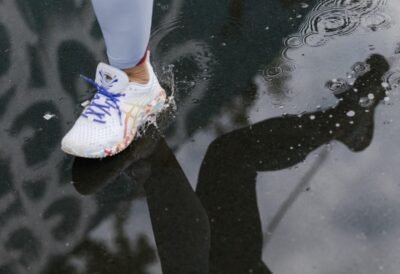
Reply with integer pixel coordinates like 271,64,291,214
91,0,154,69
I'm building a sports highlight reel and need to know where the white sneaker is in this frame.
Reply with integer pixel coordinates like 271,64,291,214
61,52,167,158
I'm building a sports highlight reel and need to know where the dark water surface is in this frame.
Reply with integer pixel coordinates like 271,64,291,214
1,0,400,273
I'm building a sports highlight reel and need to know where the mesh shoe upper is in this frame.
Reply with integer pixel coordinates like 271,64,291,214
62,54,164,158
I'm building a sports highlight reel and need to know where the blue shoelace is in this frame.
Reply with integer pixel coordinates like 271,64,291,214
80,75,125,125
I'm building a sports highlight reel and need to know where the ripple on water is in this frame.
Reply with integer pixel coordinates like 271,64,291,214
361,12,392,31
263,66,283,80
300,8,360,37
383,71,400,90
280,47,298,61
343,0,387,16
325,78,349,95
151,15,183,43
284,35,304,48
286,0,388,51
303,33,330,47
274,0,389,87
262,63,296,80
351,61,370,77
315,0,386,15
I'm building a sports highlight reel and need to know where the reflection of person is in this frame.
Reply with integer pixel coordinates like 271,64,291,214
61,0,167,159
70,54,389,273
196,54,389,274
72,129,210,274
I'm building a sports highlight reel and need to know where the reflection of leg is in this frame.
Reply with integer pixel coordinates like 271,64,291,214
197,131,276,274
91,0,153,69
144,139,210,274
196,114,336,274
197,160,270,274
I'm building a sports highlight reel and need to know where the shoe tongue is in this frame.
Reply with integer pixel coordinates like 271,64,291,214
95,63,129,93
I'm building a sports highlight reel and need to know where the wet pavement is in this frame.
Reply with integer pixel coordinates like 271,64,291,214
1,0,400,273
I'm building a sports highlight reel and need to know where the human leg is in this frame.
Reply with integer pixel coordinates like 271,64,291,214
91,0,154,69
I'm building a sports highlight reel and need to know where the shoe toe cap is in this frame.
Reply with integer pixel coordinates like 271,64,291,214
61,119,122,158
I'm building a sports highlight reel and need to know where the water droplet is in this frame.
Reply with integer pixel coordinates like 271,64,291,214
310,115,316,120
300,2,309,8
346,110,356,117
43,113,56,121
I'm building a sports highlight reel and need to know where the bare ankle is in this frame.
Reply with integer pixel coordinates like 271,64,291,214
123,63,149,84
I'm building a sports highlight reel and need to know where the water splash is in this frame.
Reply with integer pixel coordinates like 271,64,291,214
148,64,177,134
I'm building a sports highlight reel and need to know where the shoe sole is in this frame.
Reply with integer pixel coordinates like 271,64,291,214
62,89,168,159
